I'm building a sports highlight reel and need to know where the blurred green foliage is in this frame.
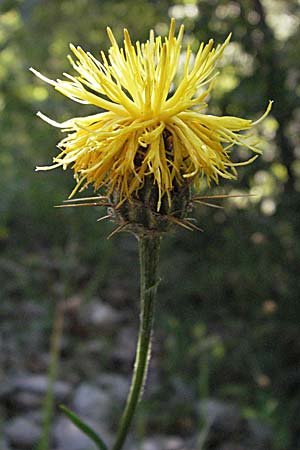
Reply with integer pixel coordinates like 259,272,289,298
1,0,300,448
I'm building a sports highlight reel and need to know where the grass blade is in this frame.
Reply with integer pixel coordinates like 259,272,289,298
60,404,108,450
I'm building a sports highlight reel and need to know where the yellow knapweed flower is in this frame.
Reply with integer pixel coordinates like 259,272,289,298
31,19,271,211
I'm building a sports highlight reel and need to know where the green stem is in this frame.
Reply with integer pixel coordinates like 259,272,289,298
112,234,161,450
38,302,64,450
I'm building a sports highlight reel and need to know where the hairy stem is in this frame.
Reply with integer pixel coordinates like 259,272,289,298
112,234,161,450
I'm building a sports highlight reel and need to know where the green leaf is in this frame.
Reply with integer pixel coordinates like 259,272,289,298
60,404,108,450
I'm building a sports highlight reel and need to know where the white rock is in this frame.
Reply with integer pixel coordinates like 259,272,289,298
72,383,112,423
200,398,242,433
11,373,72,401
134,435,186,450
96,373,130,403
80,299,122,332
112,326,137,365
4,416,41,448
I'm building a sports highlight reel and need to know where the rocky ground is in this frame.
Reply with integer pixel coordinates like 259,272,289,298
0,295,273,450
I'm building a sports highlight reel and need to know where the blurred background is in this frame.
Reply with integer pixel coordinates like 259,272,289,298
1,0,300,449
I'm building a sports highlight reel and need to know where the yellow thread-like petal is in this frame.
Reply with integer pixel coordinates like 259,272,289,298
32,20,272,209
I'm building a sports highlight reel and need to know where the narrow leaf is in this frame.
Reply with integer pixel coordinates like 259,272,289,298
60,404,108,450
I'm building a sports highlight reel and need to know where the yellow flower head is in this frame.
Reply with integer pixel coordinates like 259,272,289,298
31,19,271,211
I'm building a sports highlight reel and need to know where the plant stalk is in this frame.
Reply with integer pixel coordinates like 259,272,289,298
38,302,64,450
112,234,161,450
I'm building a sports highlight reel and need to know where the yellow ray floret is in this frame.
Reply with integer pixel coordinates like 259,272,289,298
31,19,272,210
